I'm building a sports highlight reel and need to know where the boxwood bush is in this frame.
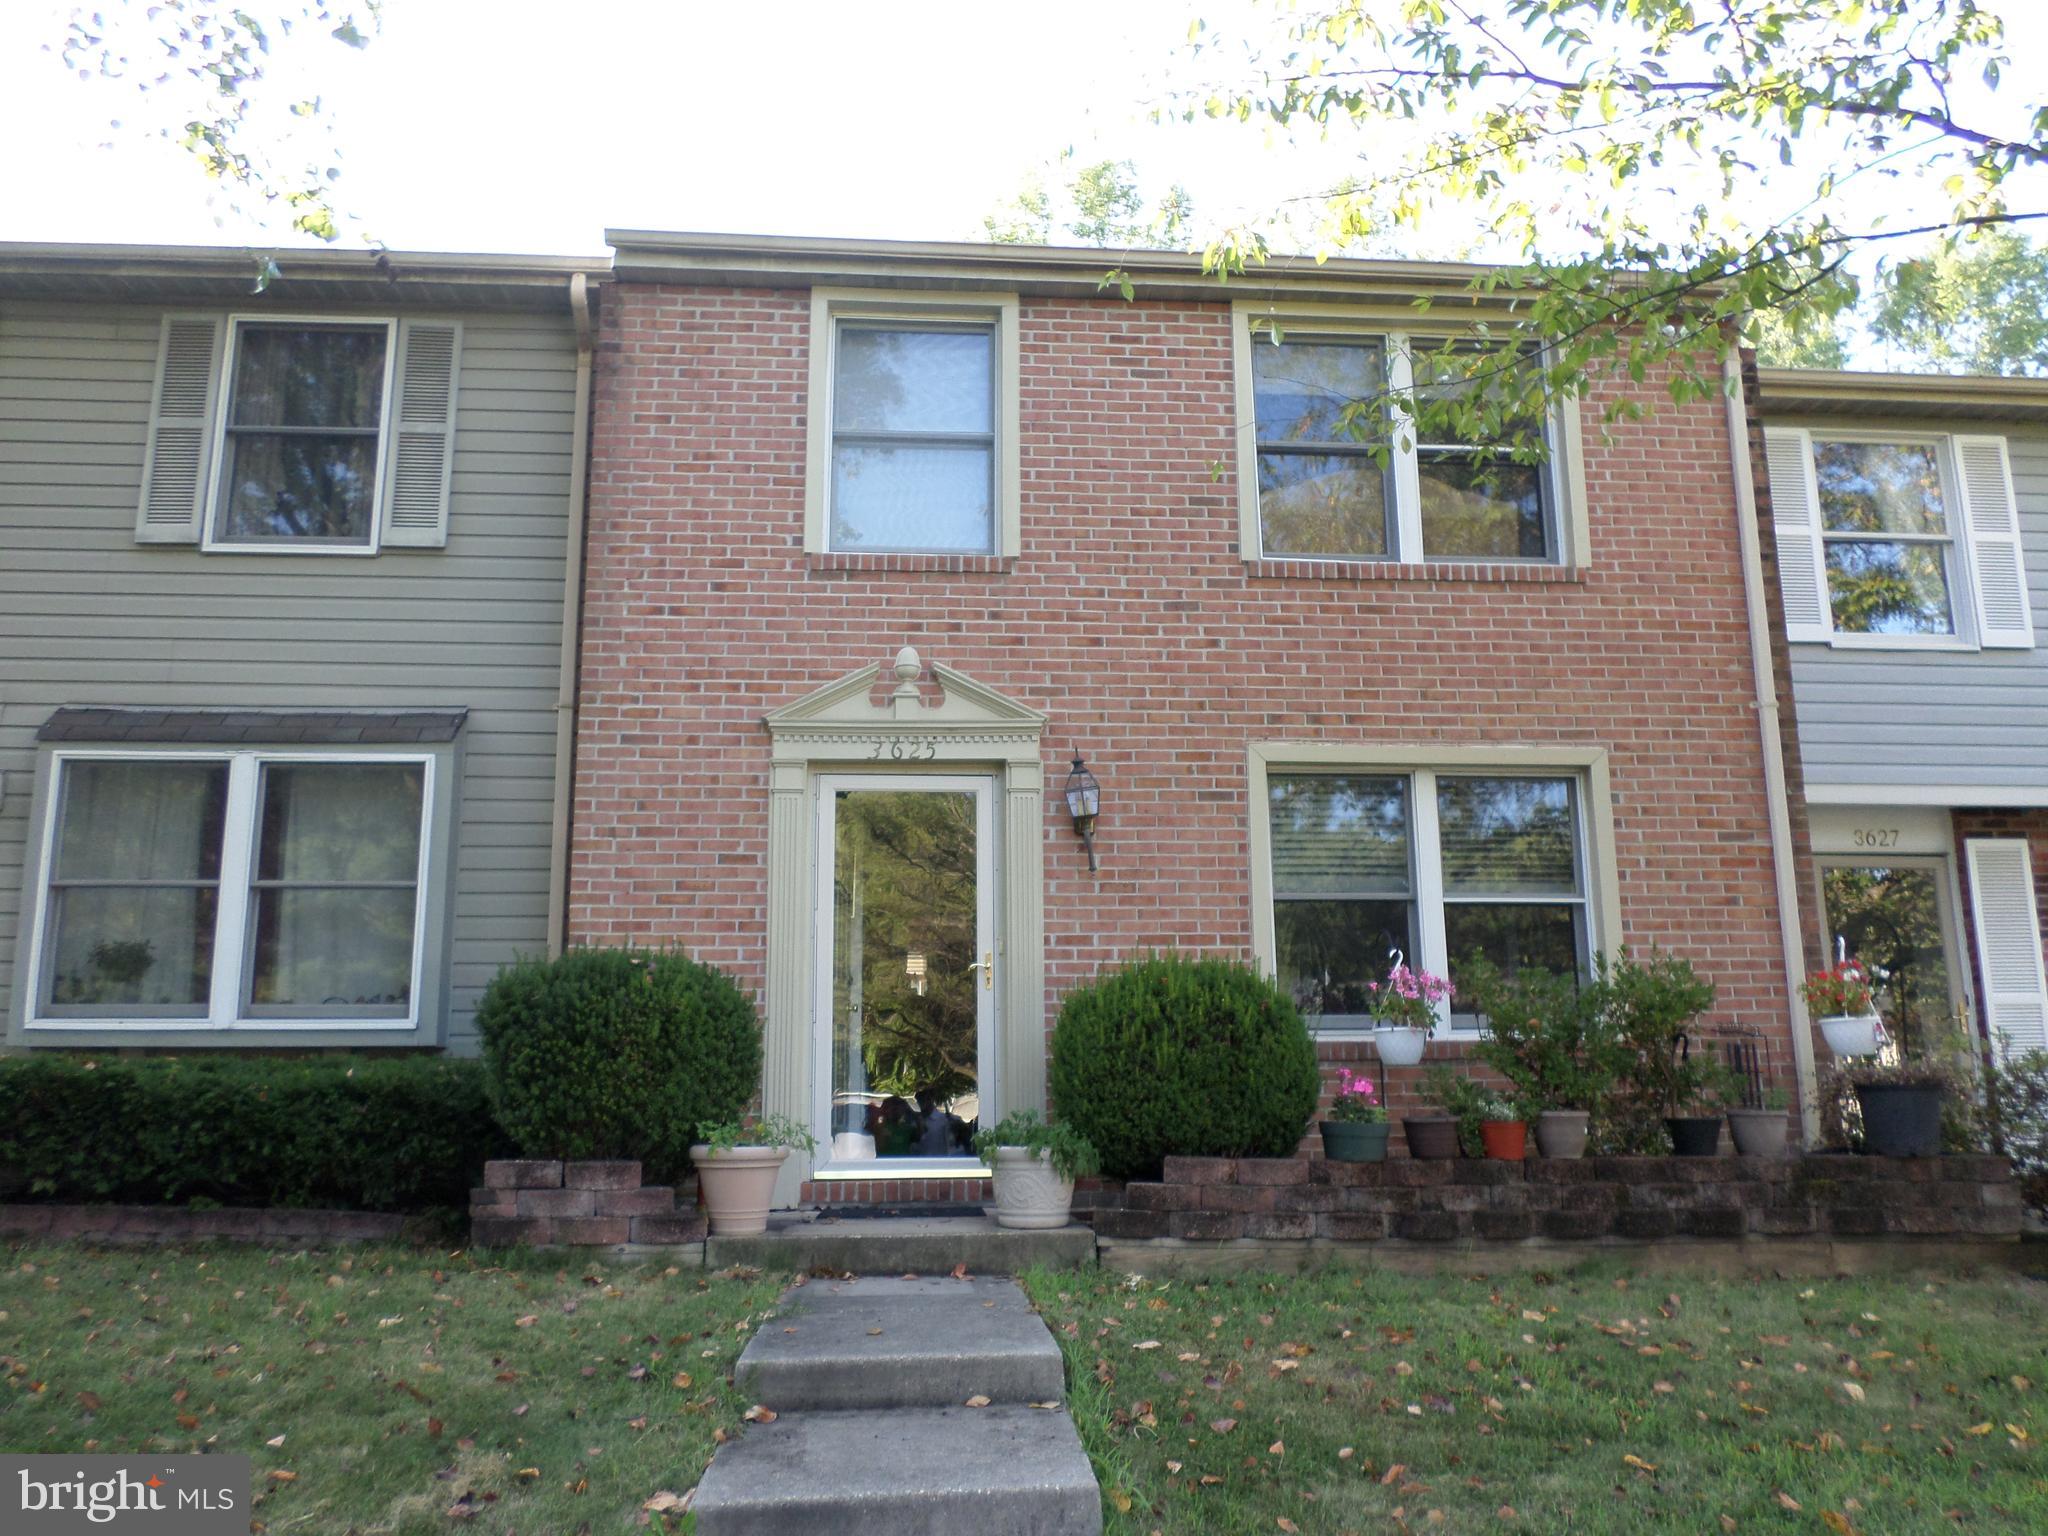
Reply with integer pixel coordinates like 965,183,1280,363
0,1054,506,1211
1050,951,1320,1180
476,947,761,1179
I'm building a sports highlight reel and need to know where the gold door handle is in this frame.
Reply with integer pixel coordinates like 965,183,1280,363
968,951,993,990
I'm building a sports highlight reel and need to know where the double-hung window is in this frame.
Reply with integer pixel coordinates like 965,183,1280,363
1238,317,1572,565
1262,759,1595,1034
30,753,430,1030
806,290,1021,557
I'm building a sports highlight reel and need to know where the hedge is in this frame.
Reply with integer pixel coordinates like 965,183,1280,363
0,1054,507,1212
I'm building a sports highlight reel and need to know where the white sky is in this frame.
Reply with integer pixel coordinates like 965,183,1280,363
0,0,2042,270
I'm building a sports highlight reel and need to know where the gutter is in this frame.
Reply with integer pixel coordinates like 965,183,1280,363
546,271,595,958
1722,350,1821,1143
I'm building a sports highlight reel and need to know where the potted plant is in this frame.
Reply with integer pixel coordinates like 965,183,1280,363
1318,1068,1390,1162
1803,961,1884,1059
1598,948,1730,1156
1367,957,1453,1068
1419,1066,1490,1159
691,1115,816,1235
1461,958,1621,1160
1727,1086,1791,1157
971,1110,1100,1229
1475,1090,1528,1161
1665,1065,1732,1157
1835,1016,1971,1158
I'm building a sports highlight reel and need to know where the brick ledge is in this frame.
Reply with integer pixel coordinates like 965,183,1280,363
806,551,1016,576
1245,557,1586,584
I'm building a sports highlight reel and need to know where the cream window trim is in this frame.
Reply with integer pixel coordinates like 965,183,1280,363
1246,741,1620,1040
200,313,401,558
20,747,435,1034
1229,300,1589,568
803,286,1022,558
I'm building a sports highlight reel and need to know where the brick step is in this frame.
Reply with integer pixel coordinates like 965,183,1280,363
705,1213,1094,1274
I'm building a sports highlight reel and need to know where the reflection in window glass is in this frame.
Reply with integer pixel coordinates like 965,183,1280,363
1410,342,1554,559
217,324,387,545
1821,864,1954,1042
1269,774,1413,1019
1437,776,1586,1006
1252,338,1391,559
831,326,995,552
1813,439,1956,635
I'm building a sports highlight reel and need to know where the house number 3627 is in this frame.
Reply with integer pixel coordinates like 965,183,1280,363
868,737,938,761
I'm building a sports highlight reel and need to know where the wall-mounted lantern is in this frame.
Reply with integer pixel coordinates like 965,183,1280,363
1063,753,1101,873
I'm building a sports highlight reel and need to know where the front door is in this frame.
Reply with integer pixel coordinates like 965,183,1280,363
813,774,996,1178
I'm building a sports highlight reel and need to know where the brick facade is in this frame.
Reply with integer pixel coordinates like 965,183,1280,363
569,279,1806,1143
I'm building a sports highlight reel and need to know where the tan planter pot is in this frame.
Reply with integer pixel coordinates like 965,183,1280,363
990,1147,1075,1230
1534,1109,1590,1159
691,1145,789,1235
1726,1108,1789,1158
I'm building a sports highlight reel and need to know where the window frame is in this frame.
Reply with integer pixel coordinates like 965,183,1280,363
20,747,435,1034
201,313,400,557
1231,303,1587,568
1802,428,1978,651
804,287,1022,558
1248,742,1620,1040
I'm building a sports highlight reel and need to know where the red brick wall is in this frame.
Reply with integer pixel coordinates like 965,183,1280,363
569,283,1805,1114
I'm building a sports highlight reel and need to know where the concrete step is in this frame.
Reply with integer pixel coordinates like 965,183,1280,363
736,1275,1066,1411
689,1404,1102,1536
706,1212,1096,1274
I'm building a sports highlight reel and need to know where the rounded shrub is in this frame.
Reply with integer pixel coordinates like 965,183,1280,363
476,947,762,1180
1050,951,1320,1180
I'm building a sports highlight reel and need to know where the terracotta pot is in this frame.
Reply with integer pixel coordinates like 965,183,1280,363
1320,1121,1390,1163
989,1146,1075,1229
1373,1026,1429,1067
1854,1082,1945,1158
1665,1116,1723,1157
690,1145,789,1235
1726,1108,1789,1157
1479,1120,1527,1161
1819,1014,1883,1058
1403,1116,1460,1160
1534,1109,1589,1159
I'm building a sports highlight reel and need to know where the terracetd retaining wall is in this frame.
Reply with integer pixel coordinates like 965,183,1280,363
470,1159,705,1248
1095,1153,2023,1250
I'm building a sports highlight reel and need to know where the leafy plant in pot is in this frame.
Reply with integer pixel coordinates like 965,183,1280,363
971,1110,1100,1229
1473,1089,1528,1160
1460,958,1624,1159
1598,948,1729,1156
1835,1017,1971,1158
1319,1068,1389,1162
691,1115,816,1236
1420,1066,1494,1159
1803,961,1885,1059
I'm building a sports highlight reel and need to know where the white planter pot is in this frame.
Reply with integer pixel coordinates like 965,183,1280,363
691,1145,789,1235
990,1147,1075,1230
1373,1026,1429,1067
1819,1014,1883,1058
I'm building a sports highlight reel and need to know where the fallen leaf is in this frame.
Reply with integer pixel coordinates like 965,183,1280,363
1841,1381,1866,1404
1166,1460,1183,1473
1775,1491,1800,1512
1278,1520,1299,1533
1382,1463,1407,1486
1821,1512,1861,1536
1211,1418,1236,1434
426,1418,443,1438
267,1470,296,1484
1965,1422,1994,1436
743,1405,776,1423
1268,1439,1285,1456
1338,1446,1355,1461
1720,1518,1738,1533
515,1467,539,1482
514,1315,538,1328
1624,1454,1658,1474
950,1263,970,1280
1133,1340,1161,1351
642,1491,688,1513
671,1372,693,1389
1027,1401,1061,1410
76,1391,102,1413
965,1395,991,1409
265,1434,285,1448
176,1414,199,1431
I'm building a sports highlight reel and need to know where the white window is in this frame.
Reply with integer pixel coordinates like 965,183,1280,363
136,313,461,552
805,289,1021,557
28,752,432,1030
1236,319,1577,565
1261,763,1594,1034
1764,427,2034,650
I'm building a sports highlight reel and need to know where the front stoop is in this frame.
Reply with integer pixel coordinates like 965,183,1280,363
691,1275,1102,1535
705,1212,1095,1274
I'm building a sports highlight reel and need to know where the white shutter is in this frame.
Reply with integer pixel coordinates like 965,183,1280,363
1965,837,2048,1064
379,319,461,548
135,313,226,543
1762,426,1831,642
1953,435,2035,649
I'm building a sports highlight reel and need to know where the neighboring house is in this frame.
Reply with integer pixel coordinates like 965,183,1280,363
1758,369,2048,1068
0,244,598,1053
573,231,1817,1205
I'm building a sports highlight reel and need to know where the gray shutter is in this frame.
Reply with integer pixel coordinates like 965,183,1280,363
1965,837,2048,1063
1953,435,2035,649
379,319,461,548
1762,426,1831,642
135,314,226,543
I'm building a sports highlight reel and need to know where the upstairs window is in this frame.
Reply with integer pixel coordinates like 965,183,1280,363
1812,438,1957,636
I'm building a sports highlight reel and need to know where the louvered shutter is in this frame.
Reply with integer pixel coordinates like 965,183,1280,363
1953,435,2035,649
1762,426,1831,642
1965,837,2048,1064
135,314,226,543
379,319,461,548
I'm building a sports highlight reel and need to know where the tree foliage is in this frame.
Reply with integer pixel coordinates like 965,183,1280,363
1184,0,2047,444
58,0,379,243
1870,225,2048,374
985,152,1195,248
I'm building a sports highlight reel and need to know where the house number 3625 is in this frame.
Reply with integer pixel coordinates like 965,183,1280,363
868,737,938,761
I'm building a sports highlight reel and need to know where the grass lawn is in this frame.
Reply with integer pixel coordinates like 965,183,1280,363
1022,1263,2048,1535
0,1244,787,1533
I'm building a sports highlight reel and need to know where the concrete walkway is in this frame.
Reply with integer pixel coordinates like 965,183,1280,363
691,1274,1102,1534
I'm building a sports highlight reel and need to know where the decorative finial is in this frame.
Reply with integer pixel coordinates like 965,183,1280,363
893,645,921,686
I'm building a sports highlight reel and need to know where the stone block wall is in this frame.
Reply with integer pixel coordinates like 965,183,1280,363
470,1159,705,1247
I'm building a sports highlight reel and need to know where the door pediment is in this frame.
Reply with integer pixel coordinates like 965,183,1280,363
765,646,1046,757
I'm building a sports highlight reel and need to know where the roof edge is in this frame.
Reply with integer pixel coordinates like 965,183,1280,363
0,242,608,286
1758,366,2048,421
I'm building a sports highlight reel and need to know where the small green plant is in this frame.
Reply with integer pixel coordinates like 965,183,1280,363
1460,956,1625,1117
972,1110,1101,1181
1473,1089,1521,1122
1424,1066,1504,1157
696,1114,817,1156
1322,1068,1386,1124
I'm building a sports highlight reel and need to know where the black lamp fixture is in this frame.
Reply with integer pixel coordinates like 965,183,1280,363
1063,753,1101,872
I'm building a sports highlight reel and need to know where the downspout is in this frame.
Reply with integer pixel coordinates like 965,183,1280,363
1722,349,1820,1143
546,272,595,957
